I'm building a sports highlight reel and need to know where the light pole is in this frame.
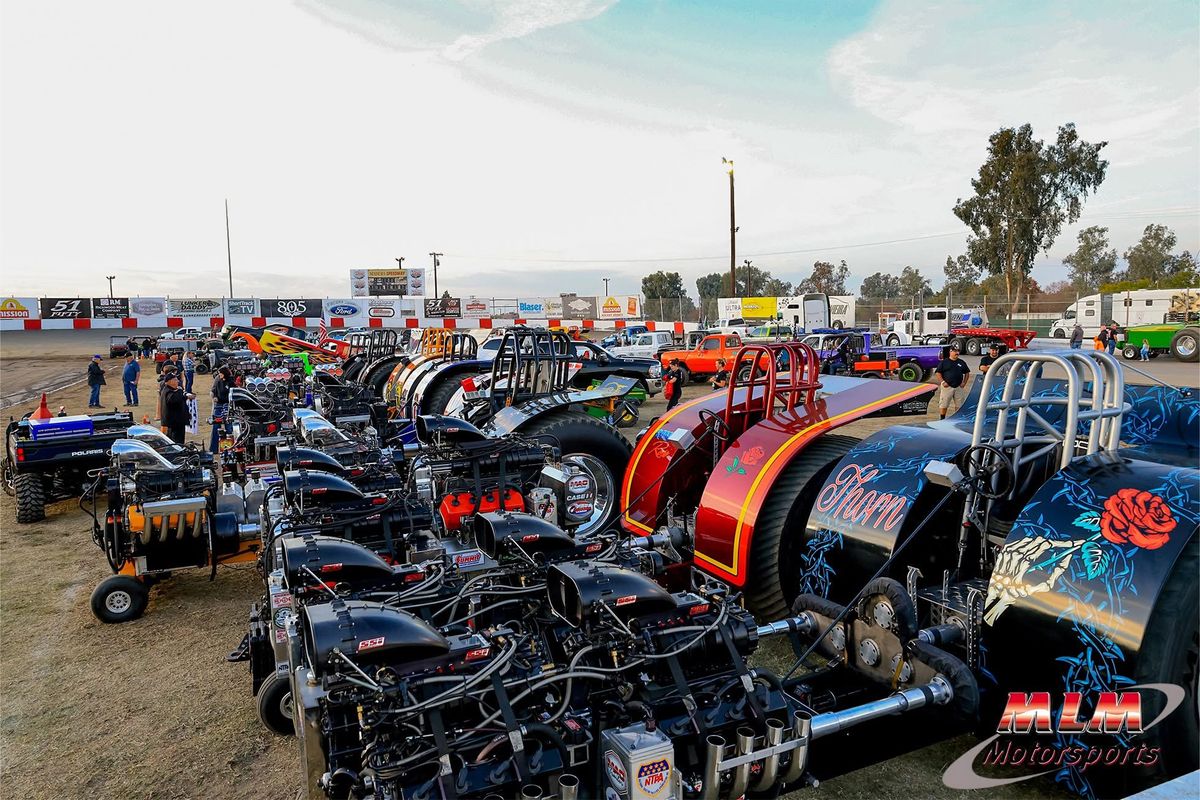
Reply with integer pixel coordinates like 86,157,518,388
105,275,116,298
225,199,234,296
723,157,736,296
743,259,753,297
603,277,611,296
429,252,442,298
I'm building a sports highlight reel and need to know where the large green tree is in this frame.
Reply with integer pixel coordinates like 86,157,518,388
695,266,792,298
797,260,850,294
1062,226,1118,292
860,271,900,299
953,123,1108,313
641,270,687,299
896,265,933,300
943,254,982,295
1121,224,1179,286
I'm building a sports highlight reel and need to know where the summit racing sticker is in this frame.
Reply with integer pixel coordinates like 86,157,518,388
636,759,670,794
604,750,627,791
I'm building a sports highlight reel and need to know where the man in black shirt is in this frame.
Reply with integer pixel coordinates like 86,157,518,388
709,358,729,391
979,343,1001,373
161,372,190,444
934,345,971,420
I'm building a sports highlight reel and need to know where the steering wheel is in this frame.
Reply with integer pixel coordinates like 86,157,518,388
959,444,1015,500
697,408,731,443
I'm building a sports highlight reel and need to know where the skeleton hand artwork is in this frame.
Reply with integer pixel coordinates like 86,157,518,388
984,534,1091,625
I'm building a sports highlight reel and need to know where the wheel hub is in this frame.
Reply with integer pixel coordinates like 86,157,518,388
106,591,132,614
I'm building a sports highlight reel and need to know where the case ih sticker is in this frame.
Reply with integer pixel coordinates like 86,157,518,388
40,298,92,318
604,750,627,791
636,759,670,795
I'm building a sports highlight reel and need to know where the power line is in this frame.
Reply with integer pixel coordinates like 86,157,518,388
443,208,1199,266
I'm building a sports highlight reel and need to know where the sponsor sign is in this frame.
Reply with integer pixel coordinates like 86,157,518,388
350,269,369,297
543,296,563,316
129,297,167,317
424,297,461,318
224,298,258,316
323,299,362,317
604,751,627,792
717,297,742,319
598,295,640,320
261,298,321,318
461,297,491,317
741,296,778,319
91,297,131,319
637,759,670,795
562,294,597,319
406,267,426,297
168,298,222,316
0,297,38,319
353,268,428,297
40,298,92,319
367,300,396,318
517,298,546,316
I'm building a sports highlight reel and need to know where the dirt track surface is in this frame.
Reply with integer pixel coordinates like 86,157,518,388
0,337,1068,800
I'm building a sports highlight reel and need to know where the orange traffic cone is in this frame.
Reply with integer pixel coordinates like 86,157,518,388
142,414,150,424
30,393,52,421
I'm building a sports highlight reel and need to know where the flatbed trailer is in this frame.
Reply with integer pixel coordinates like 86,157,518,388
941,327,1036,355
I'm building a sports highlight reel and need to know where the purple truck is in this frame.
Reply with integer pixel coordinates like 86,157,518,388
798,328,944,382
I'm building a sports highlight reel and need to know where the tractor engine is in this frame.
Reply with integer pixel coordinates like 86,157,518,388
290,560,802,800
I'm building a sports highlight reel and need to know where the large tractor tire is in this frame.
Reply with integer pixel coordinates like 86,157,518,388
90,576,149,623
14,472,45,524
677,366,692,386
1122,344,1139,360
1127,535,1198,787
520,410,633,537
424,372,480,417
1169,327,1199,362
256,671,295,736
744,434,860,620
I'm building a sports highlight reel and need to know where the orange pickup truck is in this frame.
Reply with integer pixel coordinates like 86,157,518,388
659,333,748,383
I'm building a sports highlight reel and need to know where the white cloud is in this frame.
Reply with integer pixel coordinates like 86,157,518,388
442,0,618,61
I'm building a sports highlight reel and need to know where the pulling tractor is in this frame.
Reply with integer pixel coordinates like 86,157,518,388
621,343,1198,796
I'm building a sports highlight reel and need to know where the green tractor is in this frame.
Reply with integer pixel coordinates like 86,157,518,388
1118,323,1200,362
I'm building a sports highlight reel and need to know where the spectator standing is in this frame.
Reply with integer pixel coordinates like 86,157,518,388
1097,325,1110,352
663,359,683,412
709,358,729,391
934,345,971,420
1140,339,1151,362
1106,322,1119,355
182,351,196,393
121,353,141,406
86,355,106,408
126,335,139,357
160,372,191,444
979,343,1001,374
141,336,154,360
210,366,232,453
1070,323,1084,349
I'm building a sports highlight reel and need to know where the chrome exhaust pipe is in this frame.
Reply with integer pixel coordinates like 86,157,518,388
782,710,811,784
810,682,952,740
752,717,786,792
729,726,755,800
557,773,578,800
520,785,543,799
701,734,725,800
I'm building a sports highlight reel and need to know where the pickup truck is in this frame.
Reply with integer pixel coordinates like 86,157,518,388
658,333,747,383
797,328,943,382
599,325,649,349
607,330,675,359
2,409,135,523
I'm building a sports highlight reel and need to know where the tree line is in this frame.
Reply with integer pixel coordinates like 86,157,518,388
640,122,1195,313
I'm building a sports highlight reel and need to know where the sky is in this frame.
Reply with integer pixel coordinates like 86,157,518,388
2,0,1197,301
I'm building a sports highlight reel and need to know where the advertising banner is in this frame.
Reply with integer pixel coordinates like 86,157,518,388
423,297,461,318
129,297,167,318
717,298,742,319
561,295,597,319
543,296,564,317
261,298,322,318
598,295,640,320
350,269,369,297
91,297,131,318
224,298,258,316
366,299,397,319
406,268,427,297
0,297,40,319
168,298,223,317
323,299,364,318
517,298,547,317
461,297,492,317
40,298,92,319
740,296,778,319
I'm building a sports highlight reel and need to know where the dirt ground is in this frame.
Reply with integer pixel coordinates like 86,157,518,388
0,340,1069,800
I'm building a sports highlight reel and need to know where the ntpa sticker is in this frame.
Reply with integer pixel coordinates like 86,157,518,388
637,759,670,794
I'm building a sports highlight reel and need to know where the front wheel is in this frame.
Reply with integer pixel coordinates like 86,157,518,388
90,576,149,624
256,671,295,736
886,334,900,347
1052,328,1066,339
0,459,14,497
831,320,843,330
1122,345,1138,360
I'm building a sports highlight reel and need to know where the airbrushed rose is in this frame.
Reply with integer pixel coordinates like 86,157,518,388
1099,489,1175,550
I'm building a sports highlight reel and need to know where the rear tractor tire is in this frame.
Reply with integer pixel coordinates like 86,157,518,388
256,671,296,736
743,434,860,620
1170,328,1199,362
90,576,148,624
14,472,45,524
1122,345,1138,360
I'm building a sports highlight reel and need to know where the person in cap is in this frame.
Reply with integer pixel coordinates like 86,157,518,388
979,342,1002,374
160,372,191,444
121,352,141,406
86,355,106,408
934,345,971,420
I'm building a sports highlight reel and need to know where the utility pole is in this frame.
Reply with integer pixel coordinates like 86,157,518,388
395,257,405,269
603,277,611,296
429,252,443,298
225,199,234,296
723,158,736,296
105,276,116,298
743,259,753,297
